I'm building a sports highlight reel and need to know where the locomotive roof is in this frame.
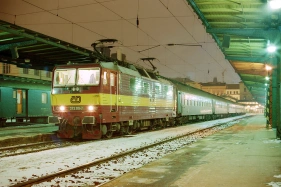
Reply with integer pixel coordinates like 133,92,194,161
100,62,141,78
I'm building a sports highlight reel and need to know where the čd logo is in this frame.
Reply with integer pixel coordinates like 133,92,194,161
70,96,81,103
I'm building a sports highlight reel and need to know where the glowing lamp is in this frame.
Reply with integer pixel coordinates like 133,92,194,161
88,106,94,111
267,45,276,53
268,0,281,9
265,65,272,71
59,106,65,111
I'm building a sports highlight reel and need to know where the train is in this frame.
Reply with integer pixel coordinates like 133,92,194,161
0,78,52,126
48,61,245,139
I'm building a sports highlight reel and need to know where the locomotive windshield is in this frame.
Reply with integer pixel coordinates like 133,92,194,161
54,68,76,87
53,67,100,87
77,68,100,85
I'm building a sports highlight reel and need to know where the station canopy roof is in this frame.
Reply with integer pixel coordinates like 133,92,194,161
0,20,97,71
188,0,280,105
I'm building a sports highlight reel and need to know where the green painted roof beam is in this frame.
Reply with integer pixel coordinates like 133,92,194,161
0,23,96,57
244,81,266,87
0,40,37,51
186,0,224,52
206,28,280,41
226,55,270,63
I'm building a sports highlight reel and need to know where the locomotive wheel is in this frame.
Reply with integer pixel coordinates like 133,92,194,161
170,119,176,127
163,121,168,128
100,124,110,138
133,120,141,131
126,125,134,135
149,121,157,130
104,130,113,138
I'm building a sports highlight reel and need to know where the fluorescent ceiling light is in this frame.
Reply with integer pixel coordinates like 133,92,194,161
267,45,277,53
265,65,273,71
268,0,281,9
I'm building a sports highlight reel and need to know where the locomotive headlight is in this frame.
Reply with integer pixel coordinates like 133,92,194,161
88,105,94,111
72,87,75,91
59,106,65,111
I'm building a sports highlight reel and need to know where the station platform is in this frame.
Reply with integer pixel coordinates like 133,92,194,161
102,114,281,187
0,124,57,147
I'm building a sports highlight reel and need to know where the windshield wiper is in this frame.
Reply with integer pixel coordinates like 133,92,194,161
64,75,72,87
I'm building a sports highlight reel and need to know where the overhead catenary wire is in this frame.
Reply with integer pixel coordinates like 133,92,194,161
14,0,234,80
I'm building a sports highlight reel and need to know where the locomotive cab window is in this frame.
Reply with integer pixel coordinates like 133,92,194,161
54,68,76,87
103,71,108,85
77,68,100,85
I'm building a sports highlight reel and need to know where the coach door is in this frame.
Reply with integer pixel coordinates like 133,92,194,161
177,91,182,115
16,90,23,114
109,71,118,112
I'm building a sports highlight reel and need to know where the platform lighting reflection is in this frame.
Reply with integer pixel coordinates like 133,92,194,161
268,0,281,9
265,76,270,80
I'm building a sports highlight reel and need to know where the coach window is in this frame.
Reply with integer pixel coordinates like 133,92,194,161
42,93,47,104
103,71,108,85
23,91,26,99
110,73,115,86
129,78,135,91
143,82,150,94
13,90,16,98
0,89,1,102
155,85,160,94
163,85,168,94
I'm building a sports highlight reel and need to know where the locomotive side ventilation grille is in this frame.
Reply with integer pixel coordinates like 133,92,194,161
82,116,95,124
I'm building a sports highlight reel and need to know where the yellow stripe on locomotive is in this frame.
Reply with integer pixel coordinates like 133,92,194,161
51,93,174,109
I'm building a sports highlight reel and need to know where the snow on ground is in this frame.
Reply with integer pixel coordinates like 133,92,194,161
0,115,249,186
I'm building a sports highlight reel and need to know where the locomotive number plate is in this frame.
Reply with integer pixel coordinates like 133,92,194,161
69,106,84,110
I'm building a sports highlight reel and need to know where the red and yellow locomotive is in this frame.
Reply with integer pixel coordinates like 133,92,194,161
49,62,176,139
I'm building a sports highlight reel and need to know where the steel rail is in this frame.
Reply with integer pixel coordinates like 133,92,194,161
11,116,249,187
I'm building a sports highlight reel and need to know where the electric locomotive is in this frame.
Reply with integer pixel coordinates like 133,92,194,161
49,62,177,139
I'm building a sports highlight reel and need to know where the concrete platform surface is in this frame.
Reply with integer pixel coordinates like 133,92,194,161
0,124,57,146
102,114,281,187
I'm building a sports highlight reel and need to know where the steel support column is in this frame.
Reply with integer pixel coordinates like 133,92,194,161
277,55,281,138
271,56,279,129
266,78,272,129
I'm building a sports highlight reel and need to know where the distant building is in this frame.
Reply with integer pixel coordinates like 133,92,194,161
0,62,52,81
200,77,226,96
239,81,254,101
171,77,202,89
225,84,240,101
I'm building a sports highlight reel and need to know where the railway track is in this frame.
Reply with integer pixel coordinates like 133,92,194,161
10,118,245,187
0,140,77,157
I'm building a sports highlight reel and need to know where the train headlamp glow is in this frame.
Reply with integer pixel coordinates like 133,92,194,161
88,106,94,111
59,106,65,111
